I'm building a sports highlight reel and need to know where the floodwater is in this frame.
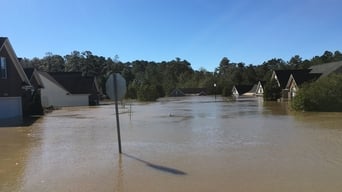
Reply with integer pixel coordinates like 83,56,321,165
1,96,342,192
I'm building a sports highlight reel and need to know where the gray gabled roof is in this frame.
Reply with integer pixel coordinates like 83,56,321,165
38,71,99,94
309,61,342,77
38,71,68,92
286,72,321,89
48,72,98,94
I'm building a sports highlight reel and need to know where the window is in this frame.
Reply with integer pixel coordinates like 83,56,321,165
0,57,7,79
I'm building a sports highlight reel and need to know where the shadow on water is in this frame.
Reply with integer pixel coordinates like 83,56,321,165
122,153,187,175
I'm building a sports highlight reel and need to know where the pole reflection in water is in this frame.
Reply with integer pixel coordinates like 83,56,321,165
115,155,124,192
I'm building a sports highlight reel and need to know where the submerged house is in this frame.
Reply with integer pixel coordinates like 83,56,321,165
169,88,185,97
271,70,311,100
272,61,342,100
232,85,255,97
0,37,33,125
286,72,321,99
169,88,207,97
232,81,265,98
38,72,100,107
255,81,266,96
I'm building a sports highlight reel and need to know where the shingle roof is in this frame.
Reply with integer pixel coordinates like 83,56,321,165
309,61,342,77
291,72,321,86
48,72,98,94
38,71,64,90
274,70,311,89
234,85,254,95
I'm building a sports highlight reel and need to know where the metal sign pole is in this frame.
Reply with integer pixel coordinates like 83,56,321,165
114,74,122,154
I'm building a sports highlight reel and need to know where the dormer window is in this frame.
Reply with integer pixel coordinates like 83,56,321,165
0,57,7,79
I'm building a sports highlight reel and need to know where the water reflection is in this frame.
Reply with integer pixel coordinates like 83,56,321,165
0,125,37,192
115,155,124,192
263,101,290,116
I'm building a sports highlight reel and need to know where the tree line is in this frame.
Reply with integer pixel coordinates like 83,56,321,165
20,50,342,101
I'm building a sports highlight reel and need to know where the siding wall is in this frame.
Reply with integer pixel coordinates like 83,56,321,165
39,74,89,107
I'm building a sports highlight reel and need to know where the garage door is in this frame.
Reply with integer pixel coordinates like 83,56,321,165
0,97,23,125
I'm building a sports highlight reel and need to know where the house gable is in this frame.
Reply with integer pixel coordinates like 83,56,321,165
255,81,265,96
232,86,239,96
0,37,30,84
24,68,44,89
0,37,31,97
286,72,321,99
38,72,70,104
170,88,185,97
272,70,310,89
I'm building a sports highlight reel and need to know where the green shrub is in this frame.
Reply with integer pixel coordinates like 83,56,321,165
136,84,159,101
125,84,137,99
221,86,232,97
292,74,342,111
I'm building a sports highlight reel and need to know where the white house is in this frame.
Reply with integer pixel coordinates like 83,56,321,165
231,85,255,97
38,72,99,107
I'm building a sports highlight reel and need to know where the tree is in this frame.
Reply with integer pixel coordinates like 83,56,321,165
263,79,281,101
217,57,230,76
321,51,334,63
65,51,84,72
19,58,33,68
136,83,159,101
288,55,302,69
262,58,287,70
244,64,257,84
42,53,65,72
30,57,44,71
333,51,342,61
18,48,342,102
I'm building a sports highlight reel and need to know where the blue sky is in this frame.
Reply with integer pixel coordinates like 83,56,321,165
2,0,342,71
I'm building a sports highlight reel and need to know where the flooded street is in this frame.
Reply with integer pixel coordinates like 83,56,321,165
1,96,342,192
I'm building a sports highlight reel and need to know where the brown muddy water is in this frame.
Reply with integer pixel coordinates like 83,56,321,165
1,96,342,192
